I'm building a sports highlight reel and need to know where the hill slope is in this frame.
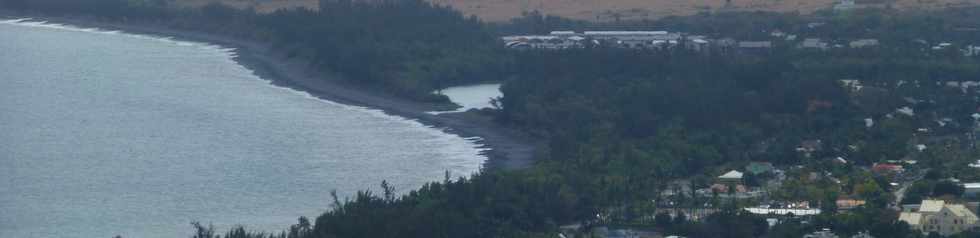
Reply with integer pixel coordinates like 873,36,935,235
176,0,979,22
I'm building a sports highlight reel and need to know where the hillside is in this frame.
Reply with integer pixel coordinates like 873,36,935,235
174,0,317,13
176,0,979,21
432,0,980,21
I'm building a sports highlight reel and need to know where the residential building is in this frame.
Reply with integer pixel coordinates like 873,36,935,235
718,170,744,183
871,163,904,175
849,39,879,48
964,45,980,56
715,38,737,48
686,37,710,52
745,162,775,176
851,231,874,238
899,200,979,236
713,170,745,194
738,41,773,54
839,79,863,92
710,183,747,194
934,42,954,50
836,198,867,212
796,139,823,157
801,38,829,50
834,0,857,11
744,207,821,216
804,228,839,238
964,183,980,198
501,35,582,50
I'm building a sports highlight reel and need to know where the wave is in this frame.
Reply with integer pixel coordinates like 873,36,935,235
0,18,230,52
1,17,489,170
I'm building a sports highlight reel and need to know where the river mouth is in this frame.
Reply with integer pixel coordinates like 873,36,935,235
0,19,486,238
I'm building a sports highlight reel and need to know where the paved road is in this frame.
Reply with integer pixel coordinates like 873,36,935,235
892,169,928,210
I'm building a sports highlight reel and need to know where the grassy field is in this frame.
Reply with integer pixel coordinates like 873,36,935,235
175,0,979,21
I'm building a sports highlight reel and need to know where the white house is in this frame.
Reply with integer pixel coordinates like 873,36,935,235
899,200,979,236
850,39,879,48
804,229,839,238
964,183,980,198
801,38,829,50
834,0,857,11
964,45,980,56
744,207,821,216
718,170,744,181
970,160,980,168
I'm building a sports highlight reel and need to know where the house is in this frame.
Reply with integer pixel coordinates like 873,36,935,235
933,42,954,50
745,162,775,176
713,170,746,193
836,197,867,211
963,45,980,56
796,139,823,157
851,231,875,238
839,79,863,92
591,227,660,238
686,37,711,52
711,183,747,194
770,30,786,38
898,200,979,236
501,35,581,49
834,0,857,11
849,39,879,48
871,163,904,175
582,31,681,49
800,38,828,50
744,207,821,216
896,106,915,116
550,31,577,36
738,41,772,54
712,38,738,53
718,170,744,183
964,183,980,198
804,228,839,238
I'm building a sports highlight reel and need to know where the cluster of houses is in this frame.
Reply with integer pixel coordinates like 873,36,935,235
501,31,684,50
500,30,881,53
701,135,980,236
802,229,874,238
500,30,770,53
501,29,980,59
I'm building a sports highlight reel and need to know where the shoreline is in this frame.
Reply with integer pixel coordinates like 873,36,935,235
0,12,537,171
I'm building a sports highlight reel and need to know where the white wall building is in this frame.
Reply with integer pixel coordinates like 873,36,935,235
899,200,979,236
964,183,980,198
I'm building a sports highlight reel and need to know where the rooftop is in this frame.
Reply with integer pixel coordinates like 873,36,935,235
920,200,945,213
719,170,744,179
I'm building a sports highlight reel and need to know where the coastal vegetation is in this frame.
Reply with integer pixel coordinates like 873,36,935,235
6,0,980,237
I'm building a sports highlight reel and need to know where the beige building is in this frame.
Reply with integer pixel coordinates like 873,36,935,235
899,200,979,236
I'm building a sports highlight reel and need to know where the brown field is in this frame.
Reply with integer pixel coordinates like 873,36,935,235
175,0,979,22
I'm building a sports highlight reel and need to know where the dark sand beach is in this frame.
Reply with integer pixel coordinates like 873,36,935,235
0,11,537,171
